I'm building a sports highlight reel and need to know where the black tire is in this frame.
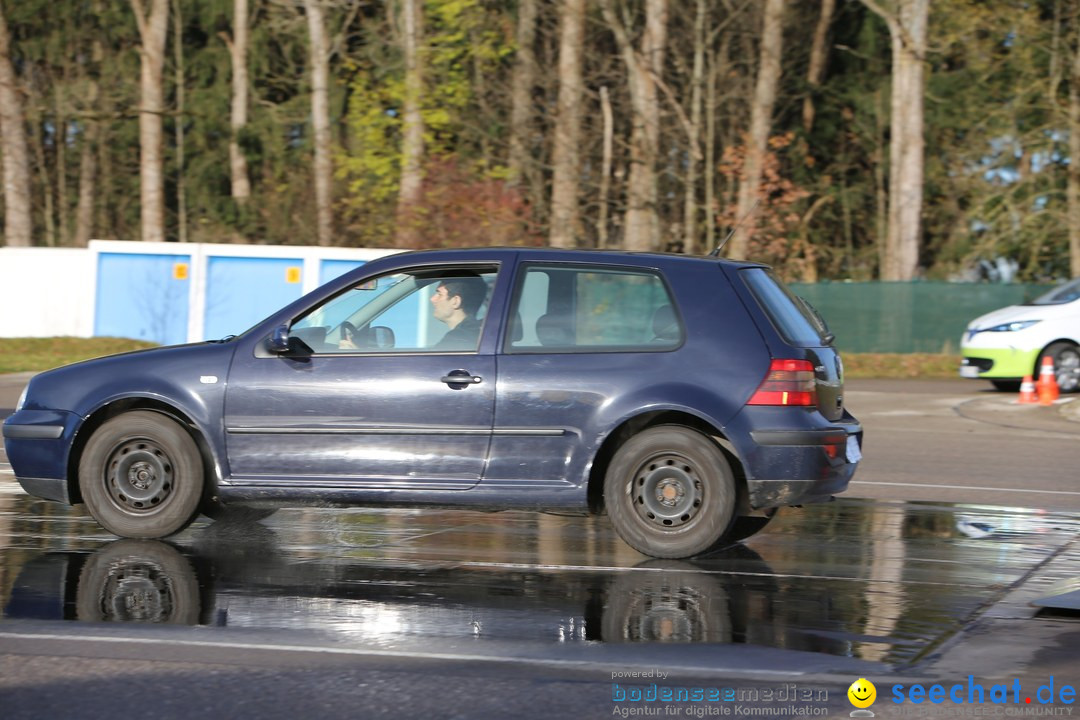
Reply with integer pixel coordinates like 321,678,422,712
75,539,200,624
725,508,778,543
79,411,204,539
1038,342,1080,393
200,501,278,523
990,380,1021,393
604,425,736,559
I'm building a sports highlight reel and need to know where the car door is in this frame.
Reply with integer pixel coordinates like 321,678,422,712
223,264,500,489
485,262,684,489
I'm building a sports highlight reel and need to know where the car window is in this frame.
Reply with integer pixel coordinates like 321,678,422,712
290,266,498,353
741,267,830,347
1028,277,1080,306
505,264,682,353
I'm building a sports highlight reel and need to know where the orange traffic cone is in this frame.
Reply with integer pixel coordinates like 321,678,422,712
1018,375,1038,404
1037,355,1060,406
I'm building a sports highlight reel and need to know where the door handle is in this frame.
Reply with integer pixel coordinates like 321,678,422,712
441,372,482,386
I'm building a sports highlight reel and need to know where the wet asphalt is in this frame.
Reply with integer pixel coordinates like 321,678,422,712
0,373,1079,719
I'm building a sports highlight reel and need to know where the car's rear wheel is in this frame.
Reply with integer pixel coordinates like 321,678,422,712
200,500,278,523
79,411,204,539
604,426,736,559
726,508,778,543
1039,342,1080,393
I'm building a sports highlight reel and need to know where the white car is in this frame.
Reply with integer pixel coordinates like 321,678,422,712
960,277,1080,392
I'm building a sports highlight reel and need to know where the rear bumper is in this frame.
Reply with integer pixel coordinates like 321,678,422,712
742,413,862,509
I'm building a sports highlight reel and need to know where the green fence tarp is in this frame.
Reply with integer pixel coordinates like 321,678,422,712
787,282,1053,354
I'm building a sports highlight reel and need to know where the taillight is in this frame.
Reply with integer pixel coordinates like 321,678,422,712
748,359,817,406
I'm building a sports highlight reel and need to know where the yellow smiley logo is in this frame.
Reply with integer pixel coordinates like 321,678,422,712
848,678,877,709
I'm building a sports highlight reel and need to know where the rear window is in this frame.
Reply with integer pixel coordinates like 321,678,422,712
741,268,830,347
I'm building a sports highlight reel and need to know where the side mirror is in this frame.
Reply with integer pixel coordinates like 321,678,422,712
267,324,291,354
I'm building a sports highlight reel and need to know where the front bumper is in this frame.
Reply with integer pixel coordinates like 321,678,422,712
960,344,1041,380
3,409,82,504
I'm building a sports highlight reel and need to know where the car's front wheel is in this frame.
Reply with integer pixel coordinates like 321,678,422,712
604,426,736,559
1039,342,1080,393
79,411,204,539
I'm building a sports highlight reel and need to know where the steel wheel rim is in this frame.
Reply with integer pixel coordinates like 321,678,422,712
104,439,175,513
630,453,704,529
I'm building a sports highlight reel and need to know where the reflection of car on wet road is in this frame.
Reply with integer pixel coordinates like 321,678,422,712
3,533,849,655
2,248,861,558
960,277,1080,392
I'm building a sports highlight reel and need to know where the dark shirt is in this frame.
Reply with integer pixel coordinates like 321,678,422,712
434,316,482,350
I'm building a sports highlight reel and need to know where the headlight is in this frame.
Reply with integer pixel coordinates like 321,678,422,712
15,385,28,412
983,320,1040,333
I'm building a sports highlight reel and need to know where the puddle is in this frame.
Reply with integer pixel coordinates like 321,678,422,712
1,488,1077,669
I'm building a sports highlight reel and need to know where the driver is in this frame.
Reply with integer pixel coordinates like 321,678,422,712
430,276,487,350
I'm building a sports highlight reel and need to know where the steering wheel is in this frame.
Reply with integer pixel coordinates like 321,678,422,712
340,320,359,348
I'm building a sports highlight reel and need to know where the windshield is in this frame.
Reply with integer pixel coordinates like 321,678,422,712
1027,278,1080,306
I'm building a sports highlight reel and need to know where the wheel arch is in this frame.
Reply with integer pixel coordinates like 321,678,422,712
66,398,220,505
586,410,748,516
1036,338,1079,360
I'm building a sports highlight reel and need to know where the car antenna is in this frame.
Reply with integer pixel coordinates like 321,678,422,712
709,199,760,257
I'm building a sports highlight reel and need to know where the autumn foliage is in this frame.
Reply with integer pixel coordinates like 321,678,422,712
716,133,812,278
351,156,542,249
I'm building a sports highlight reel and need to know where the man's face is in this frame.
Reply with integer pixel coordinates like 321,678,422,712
430,284,458,324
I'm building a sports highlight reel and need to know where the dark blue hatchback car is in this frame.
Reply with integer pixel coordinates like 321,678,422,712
3,248,862,558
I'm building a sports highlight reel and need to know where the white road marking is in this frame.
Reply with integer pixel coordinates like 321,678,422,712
851,480,1080,497
0,631,799,676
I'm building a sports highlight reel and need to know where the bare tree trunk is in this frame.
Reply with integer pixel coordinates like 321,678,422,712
226,0,251,206
304,0,334,246
548,0,586,249
97,114,113,238
703,35,727,255
601,0,669,252
0,2,33,247
131,0,168,243
74,119,99,247
729,0,785,260
863,0,928,281
56,89,70,246
1050,0,1064,103
1069,14,1080,277
597,85,614,248
803,0,836,133
29,117,55,246
507,0,537,188
682,0,706,255
874,86,888,273
395,0,425,249
173,0,187,243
